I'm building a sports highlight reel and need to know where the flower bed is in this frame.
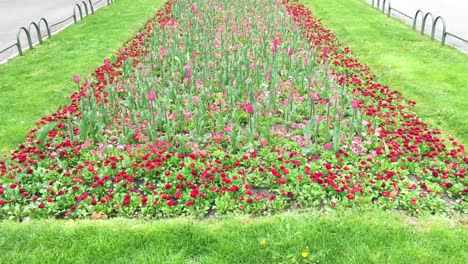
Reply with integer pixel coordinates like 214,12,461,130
0,0,466,220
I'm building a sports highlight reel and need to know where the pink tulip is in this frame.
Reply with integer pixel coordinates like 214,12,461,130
323,142,333,150
147,91,155,102
351,100,359,108
73,75,80,84
273,37,280,47
289,47,293,56
322,46,329,56
186,67,191,78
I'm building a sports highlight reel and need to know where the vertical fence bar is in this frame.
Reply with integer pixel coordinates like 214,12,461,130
81,1,89,16
38,18,51,39
73,4,84,23
28,22,42,43
88,0,95,14
432,16,447,42
413,10,424,29
421,12,434,35
16,27,33,56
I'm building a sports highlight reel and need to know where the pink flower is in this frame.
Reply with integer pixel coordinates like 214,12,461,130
289,47,293,56
322,46,329,56
323,142,333,150
273,37,280,47
147,91,155,102
186,67,191,78
246,103,254,115
351,100,359,108
72,75,80,84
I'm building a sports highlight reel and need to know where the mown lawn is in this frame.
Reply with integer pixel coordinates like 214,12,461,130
301,0,468,147
1,209,467,263
0,0,164,155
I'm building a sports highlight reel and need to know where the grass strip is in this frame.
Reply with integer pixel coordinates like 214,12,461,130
0,0,164,155
0,210,466,263
301,0,468,147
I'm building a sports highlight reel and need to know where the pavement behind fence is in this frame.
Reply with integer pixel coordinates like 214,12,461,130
370,0,468,53
0,0,108,63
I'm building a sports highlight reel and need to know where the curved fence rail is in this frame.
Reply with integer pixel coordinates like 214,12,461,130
0,0,116,60
370,0,468,48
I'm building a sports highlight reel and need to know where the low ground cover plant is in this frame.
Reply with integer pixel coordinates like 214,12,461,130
0,0,466,220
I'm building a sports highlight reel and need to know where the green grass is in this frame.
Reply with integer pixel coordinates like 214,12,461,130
1,209,466,263
0,1,466,263
301,0,468,147
0,0,164,155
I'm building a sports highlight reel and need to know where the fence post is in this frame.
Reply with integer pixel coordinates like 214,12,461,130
387,0,391,16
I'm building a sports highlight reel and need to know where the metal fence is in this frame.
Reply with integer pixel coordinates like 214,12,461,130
0,0,116,58
370,0,468,47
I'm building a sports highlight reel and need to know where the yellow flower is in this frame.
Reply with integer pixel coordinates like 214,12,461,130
260,239,267,246
291,258,297,263
301,252,308,258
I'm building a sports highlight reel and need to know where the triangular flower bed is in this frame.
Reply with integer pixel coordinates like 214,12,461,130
0,0,466,220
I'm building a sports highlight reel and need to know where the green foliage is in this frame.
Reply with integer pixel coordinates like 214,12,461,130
0,0,165,155
301,0,468,147
0,210,466,263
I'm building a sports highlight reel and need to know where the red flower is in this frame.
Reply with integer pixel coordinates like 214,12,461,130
38,203,45,209
141,197,148,206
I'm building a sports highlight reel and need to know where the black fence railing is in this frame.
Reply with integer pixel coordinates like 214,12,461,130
0,0,115,58
370,0,468,48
